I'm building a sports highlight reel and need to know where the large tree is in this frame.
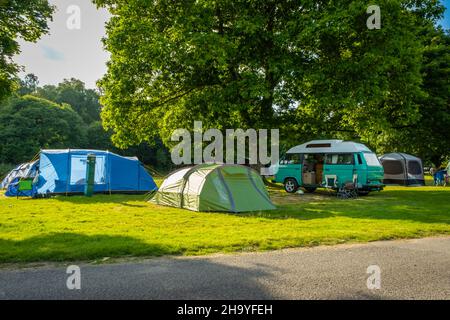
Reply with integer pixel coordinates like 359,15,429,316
0,0,54,101
375,27,450,166
94,0,444,151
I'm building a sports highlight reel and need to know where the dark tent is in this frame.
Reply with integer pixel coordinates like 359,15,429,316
379,153,425,186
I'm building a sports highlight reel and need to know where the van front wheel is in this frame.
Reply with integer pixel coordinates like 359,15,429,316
284,178,299,193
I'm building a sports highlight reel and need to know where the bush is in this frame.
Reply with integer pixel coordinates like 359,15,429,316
0,95,87,164
0,163,15,180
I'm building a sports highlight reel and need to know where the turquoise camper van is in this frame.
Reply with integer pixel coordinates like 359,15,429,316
270,140,384,194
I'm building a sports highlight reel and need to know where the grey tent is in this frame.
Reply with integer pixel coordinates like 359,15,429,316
0,160,38,189
379,153,425,186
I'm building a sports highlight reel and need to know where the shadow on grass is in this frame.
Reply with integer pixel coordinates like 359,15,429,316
240,188,450,224
8,187,450,225
49,194,149,207
0,233,178,263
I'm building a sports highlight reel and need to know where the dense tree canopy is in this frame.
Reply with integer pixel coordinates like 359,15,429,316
375,27,450,166
94,0,445,160
0,76,173,170
0,0,54,101
0,95,87,163
35,78,102,124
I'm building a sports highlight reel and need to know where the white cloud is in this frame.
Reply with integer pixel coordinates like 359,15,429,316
41,45,65,61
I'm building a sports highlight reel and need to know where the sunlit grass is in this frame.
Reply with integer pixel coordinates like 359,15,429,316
0,180,449,263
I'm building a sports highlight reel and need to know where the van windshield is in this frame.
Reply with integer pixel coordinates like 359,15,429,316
363,153,381,166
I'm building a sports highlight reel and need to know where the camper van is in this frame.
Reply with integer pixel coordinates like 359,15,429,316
271,140,384,194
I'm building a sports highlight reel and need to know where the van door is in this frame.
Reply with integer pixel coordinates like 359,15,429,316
323,153,355,187
353,152,367,188
362,152,384,188
274,153,302,185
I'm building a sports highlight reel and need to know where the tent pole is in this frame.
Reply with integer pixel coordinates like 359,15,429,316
65,148,70,196
108,150,111,196
216,167,236,213
399,153,408,186
138,160,140,191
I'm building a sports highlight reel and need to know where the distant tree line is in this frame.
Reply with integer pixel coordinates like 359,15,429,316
0,76,173,172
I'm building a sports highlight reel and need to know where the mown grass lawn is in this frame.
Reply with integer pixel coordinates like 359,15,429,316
0,179,449,263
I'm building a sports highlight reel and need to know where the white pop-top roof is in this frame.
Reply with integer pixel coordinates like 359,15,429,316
286,140,372,154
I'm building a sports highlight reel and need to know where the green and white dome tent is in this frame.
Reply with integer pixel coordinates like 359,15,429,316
149,164,276,212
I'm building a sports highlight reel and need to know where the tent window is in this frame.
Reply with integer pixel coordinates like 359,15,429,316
94,156,106,184
408,161,422,175
383,160,404,175
70,156,87,185
70,155,106,185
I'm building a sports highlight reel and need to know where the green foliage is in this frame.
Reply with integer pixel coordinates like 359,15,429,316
94,0,444,154
0,163,14,179
35,78,102,124
375,27,450,166
17,73,39,96
2,75,174,169
0,0,54,101
0,95,87,163
86,120,115,150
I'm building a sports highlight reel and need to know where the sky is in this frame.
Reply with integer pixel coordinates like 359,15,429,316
15,0,110,89
439,0,450,28
14,0,450,90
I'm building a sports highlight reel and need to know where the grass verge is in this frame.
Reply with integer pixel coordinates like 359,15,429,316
0,182,449,263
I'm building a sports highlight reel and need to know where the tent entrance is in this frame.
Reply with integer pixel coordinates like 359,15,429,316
69,155,107,186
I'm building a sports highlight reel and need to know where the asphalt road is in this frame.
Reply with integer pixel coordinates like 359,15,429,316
1,237,449,300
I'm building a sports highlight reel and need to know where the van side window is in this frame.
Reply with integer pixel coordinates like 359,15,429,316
325,154,354,165
281,153,302,165
357,154,363,165
325,154,339,164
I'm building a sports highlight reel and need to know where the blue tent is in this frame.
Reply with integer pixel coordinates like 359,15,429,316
2,149,157,197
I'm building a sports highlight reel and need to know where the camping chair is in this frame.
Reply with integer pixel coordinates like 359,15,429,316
16,178,34,198
337,176,358,200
